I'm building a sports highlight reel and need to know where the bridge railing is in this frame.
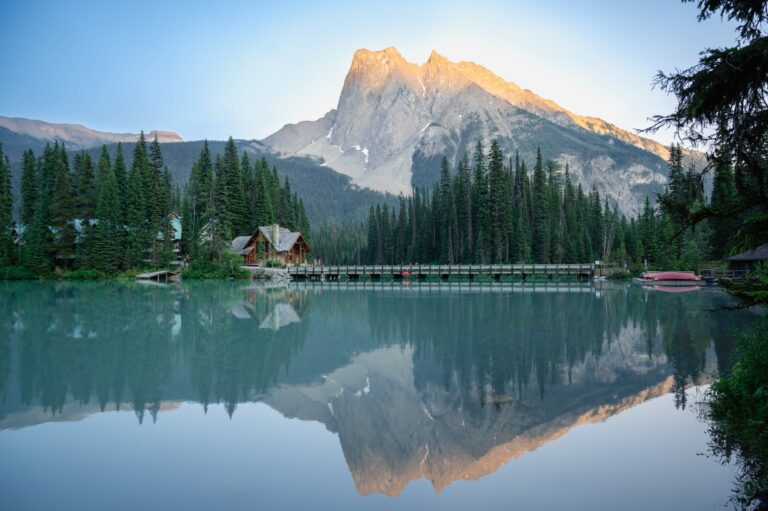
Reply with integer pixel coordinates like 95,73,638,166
287,263,595,274
698,268,746,281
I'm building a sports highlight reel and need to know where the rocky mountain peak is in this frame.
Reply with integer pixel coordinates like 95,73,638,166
425,49,450,65
263,47,678,215
346,47,417,90
351,46,406,64
419,50,471,94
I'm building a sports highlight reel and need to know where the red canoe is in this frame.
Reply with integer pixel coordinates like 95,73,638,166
640,271,702,282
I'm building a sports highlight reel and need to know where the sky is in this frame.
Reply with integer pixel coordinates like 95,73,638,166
0,0,738,145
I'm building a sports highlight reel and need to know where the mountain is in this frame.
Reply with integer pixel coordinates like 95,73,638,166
264,48,675,216
0,115,182,161
0,116,395,225
0,47,684,221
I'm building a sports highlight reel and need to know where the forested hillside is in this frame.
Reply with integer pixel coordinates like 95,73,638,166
315,141,724,269
82,140,397,225
3,136,396,226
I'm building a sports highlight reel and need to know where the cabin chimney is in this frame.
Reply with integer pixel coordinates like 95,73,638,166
270,224,280,251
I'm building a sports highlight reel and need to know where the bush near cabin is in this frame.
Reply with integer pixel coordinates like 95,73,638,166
181,250,249,280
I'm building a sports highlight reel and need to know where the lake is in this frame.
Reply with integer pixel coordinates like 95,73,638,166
0,280,757,510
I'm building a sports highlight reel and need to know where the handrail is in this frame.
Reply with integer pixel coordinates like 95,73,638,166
287,264,596,273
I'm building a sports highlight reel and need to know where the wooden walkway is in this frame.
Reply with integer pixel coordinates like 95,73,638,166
135,270,179,283
287,263,595,281
698,268,746,282
291,280,596,293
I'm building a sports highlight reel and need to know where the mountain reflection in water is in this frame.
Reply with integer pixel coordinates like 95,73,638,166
0,281,754,496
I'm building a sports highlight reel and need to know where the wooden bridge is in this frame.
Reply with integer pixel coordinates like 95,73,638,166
698,268,747,283
135,270,179,283
291,280,597,294
287,263,595,281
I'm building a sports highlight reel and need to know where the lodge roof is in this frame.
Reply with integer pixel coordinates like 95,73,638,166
727,244,768,262
258,226,302,252
230,236,253,255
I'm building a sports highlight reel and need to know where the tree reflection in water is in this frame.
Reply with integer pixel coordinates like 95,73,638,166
0,280,757,496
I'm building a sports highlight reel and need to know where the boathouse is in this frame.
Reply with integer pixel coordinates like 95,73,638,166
726,244,768,274
230,224,310,266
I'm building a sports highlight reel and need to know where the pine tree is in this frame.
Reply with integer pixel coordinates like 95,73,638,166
253,159,274,228
22,203,53,273
39,143,58,205
0,145,13,265
125,133,151,267
656,213,677,268
147,134,170,262
513,158,532,262
221,137,246,235
454,155,472,261
380,205,393,263
709,151,739,258
280,177,296,229
20,149,38,226
547,160,564,263
588,185,604,260
148,134,164,221
297,198,311,242
113,143,128,224
157,167,175,264
96,145,111,195
472,142,491,262
666,144,686,206
562,165,579,263
532,148,550,263
488,141,507,262
639,196,657,264
92,162,123,272
188,141,214,247
240,151,255,232
365,206,376,263
73,151,97,220
49,146,76,264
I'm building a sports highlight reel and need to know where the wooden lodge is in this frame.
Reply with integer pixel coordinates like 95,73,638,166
726,244,768,274
231,224,310,266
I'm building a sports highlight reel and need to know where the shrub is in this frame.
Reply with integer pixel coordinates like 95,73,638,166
181,250,249,280
707,315,768,508
0,266,37,280
721,261,768,307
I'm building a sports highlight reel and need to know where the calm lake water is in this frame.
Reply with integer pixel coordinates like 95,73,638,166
0,280,757,510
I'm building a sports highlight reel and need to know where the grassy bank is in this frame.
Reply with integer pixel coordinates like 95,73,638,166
0,251,249,281
706,315,768,509
0,266,150,281
706,264,768,509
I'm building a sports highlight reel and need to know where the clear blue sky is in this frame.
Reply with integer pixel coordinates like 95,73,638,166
0,0,736,144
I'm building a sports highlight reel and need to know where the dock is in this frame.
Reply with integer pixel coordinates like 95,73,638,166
287,263,595,281
135,270,179,283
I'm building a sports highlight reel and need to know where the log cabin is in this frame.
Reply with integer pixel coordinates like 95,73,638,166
230,224,310,266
